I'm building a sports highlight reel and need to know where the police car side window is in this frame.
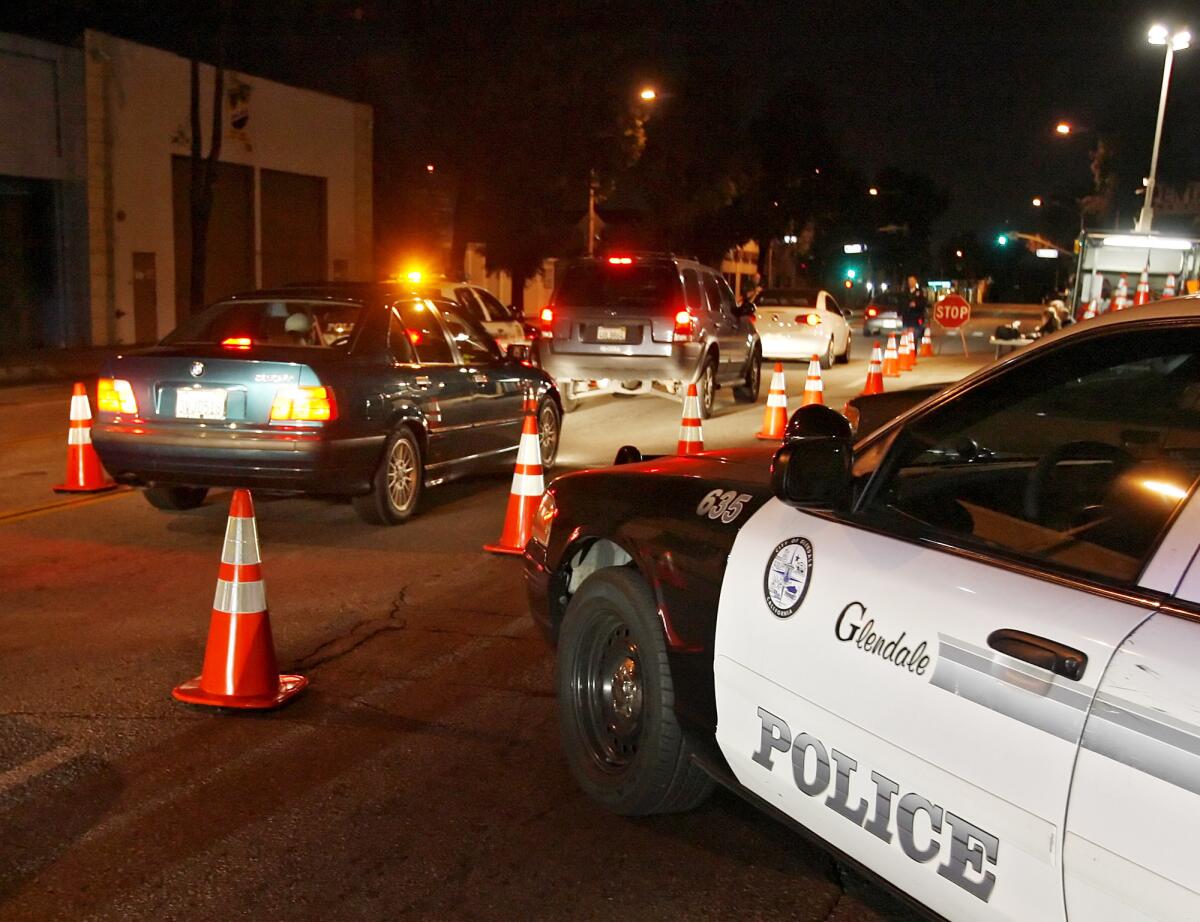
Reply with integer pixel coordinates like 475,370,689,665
859,328,1200,586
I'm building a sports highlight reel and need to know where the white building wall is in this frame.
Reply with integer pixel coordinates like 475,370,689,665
85,31,372,344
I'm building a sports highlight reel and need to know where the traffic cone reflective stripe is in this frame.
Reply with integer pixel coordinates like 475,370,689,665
882,334,900,377
801,355,824,406
898,331,914,372
756,362,789,440
920,327,933,357
677,383,704,454
172,489,307,709
908,330,919,367
1134,265,1151,306
1114,274,1129,311
54,382,116,494
861,343,885,395
484,394,545,555
1163,274,1177,298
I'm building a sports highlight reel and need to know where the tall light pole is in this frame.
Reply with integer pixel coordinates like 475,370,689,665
587,86,658,257
1137,24,1191,232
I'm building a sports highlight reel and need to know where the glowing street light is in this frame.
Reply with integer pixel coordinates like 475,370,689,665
1054,122,1072,135
639,87,657,101
1032,196,1043,207
1138,23,1191,231
868,187,879,196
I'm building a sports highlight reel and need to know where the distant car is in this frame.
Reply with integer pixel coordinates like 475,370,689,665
753,288,852,368
92,283,560,525
863,292,904,336
526,295,1200,922
538,254,762,417
414,280,533,353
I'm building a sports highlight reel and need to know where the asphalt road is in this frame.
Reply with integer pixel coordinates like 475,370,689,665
0,338,989,921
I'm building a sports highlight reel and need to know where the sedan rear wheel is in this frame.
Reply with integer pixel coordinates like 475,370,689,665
143,485,208,511
537,398,561,470
819,336,835,370
353,427,423,525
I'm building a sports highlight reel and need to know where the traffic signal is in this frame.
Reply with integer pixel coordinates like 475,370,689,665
845,267,858,280
996,234,1009,247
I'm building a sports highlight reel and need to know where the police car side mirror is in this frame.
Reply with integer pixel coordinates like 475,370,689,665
771,406,855,510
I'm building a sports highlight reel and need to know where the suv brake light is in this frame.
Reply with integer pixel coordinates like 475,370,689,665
270,385,337,422
540,306,555,339
607,256,633,265
866,306,879,317
673,308,698,342
97,378,138,414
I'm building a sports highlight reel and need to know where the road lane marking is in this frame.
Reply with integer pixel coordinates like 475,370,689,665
0,741,86,796
0,487,134,525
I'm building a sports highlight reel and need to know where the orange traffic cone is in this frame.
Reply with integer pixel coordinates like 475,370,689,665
1082,274,1103,319
882,334,900,377
172,490,306,709
801,355,824,406
1163,274,1177,299
1113,274,1129,311
919,326,934,357
756,363,789,440
677,383,704,455
907,330,919,368
1134,265,1151,306
484,396,545,555
898,331,914,372
861,343,885,395
54,382,116,494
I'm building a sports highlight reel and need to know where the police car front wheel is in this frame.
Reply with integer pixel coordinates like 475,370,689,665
556,568,714,815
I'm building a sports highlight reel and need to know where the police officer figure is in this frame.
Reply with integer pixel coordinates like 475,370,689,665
901,275,927,341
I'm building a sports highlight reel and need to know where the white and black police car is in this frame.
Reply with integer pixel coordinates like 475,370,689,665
525,298,1200,921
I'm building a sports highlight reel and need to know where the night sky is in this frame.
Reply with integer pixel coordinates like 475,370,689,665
4,0,1198,243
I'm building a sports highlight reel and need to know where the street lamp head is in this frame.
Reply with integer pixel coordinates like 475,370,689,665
868,186,879,196
1149,23,1170,44
1032,196,1043,207
639,87,657,101
1174,30,1191,50
1055,122,1072,135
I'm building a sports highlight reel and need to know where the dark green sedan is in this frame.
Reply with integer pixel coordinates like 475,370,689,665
92,283,561,525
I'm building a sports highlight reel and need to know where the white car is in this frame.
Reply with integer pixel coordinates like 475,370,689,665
754,288,852,367
417,280,532,352
528,297,1200,921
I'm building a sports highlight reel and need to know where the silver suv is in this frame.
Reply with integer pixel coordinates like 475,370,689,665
538,254,762,417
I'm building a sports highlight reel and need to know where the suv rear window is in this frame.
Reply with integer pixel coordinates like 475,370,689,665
164,300,361,348
555,263,681,310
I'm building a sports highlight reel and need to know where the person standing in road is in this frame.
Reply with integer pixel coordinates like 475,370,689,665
901,275,927,341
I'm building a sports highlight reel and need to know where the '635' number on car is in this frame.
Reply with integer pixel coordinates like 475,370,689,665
696,489,753,524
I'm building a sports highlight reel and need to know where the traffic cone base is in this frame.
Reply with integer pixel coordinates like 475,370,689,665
485,390,545,555
756,362,788,440
172,489,306,710
919,327,934,358
54,383,116,493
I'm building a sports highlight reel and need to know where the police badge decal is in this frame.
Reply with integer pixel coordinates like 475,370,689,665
763,537,813,618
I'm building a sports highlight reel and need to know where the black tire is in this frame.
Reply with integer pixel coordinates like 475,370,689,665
556,568,715,816
537,397,561,471
695,356,717,420
836,331,852,364
733,346,762,403
819,336,835,370
353,427,423,525
559,382,579,414
143,485,208,511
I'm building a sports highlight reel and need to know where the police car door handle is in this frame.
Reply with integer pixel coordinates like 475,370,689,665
987,629,1088,681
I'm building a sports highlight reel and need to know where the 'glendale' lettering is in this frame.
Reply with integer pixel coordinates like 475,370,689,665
751,707,999,902
834,602,932,675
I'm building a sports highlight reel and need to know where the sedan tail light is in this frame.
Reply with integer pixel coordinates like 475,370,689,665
97,378,138,415
270,385,337,422
796,313,822,326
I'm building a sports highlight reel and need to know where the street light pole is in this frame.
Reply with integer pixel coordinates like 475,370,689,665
1137,24,1191,232
587,170,597,257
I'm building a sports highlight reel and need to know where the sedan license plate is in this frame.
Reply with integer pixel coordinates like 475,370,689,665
176,387,227,420
596,325,627,342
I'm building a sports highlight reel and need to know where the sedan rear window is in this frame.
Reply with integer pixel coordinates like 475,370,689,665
554,263,681,310
758,289,817,307
164,300,362,348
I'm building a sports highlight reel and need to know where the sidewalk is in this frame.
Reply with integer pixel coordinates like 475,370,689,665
0,346,126,388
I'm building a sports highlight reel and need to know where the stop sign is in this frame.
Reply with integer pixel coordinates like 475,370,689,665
934,294,972,329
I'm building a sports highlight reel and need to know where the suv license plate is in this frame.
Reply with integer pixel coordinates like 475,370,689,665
596,325,627,342
176,388,228,420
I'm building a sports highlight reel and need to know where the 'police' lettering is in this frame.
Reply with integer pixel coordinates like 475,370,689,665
749,707,998,902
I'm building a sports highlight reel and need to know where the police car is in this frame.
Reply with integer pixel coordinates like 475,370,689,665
525,297,1200,921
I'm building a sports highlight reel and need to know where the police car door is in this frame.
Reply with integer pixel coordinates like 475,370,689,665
715,324,1200,922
